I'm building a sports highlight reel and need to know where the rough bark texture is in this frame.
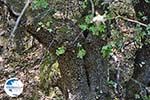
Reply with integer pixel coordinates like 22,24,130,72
125,1,150,99
58,47,91,100
28,2,109,100
84,37,108,99
125,45,150,99
1,0,150,100
27,18,109,100
17,1,110,98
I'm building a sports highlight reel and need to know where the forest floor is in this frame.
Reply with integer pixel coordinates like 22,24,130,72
0,38,62,100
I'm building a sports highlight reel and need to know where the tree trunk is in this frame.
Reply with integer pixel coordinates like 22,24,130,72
125,45,150,99
57,37,108,100
23,5,109,99
27,20,109,99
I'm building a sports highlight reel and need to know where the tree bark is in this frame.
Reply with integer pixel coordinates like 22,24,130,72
1,0,110,99
27,19,109,99
25,6,109,100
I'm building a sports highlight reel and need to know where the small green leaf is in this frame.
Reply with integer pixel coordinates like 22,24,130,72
38,22,43,25
77,48,86,59
32,0,48,9
106,13,113,20
46,22,50,27
82,0,88,8
89,25,97,34
47,28,53,32
107,80,116,86
77,43,82,47
98,24,106,33
85,15,93,24
79,24,88,31
101,44,112,58
56,46,66,56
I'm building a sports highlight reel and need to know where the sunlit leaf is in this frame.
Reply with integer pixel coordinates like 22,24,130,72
77,48,86,59
56,46,66,56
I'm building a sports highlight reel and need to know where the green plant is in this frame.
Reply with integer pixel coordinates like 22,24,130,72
32,0,48,9
101,44,112,58
79,15,93,31
77,43,86,59
37,21,53,32
56,46,66,56
101,41,115,58
79,14,106,36
40,52,51,95
107,80,117,88
143,95,150,100
77,48,86,59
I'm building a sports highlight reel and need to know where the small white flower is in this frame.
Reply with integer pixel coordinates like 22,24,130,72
92,11,106,25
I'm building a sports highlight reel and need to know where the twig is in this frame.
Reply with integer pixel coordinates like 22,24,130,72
116,16,148,27
108,15,148,27
115,15,147,27
89,0,95,16
116,63,120,85
10,0,31,38
72,32,83,44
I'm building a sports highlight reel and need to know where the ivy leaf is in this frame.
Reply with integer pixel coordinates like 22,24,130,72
79,24,88,31
98,24,106,33
89,25,98,35
47,28,53,32
56,46,66,56
77,48,86,59
85,15,93,24
82,0,88,8
46,21,50,27
107,80,117,87
101,44,112,58
32,0,48,9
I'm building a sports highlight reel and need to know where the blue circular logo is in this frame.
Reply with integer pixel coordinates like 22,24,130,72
4,78,23,97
